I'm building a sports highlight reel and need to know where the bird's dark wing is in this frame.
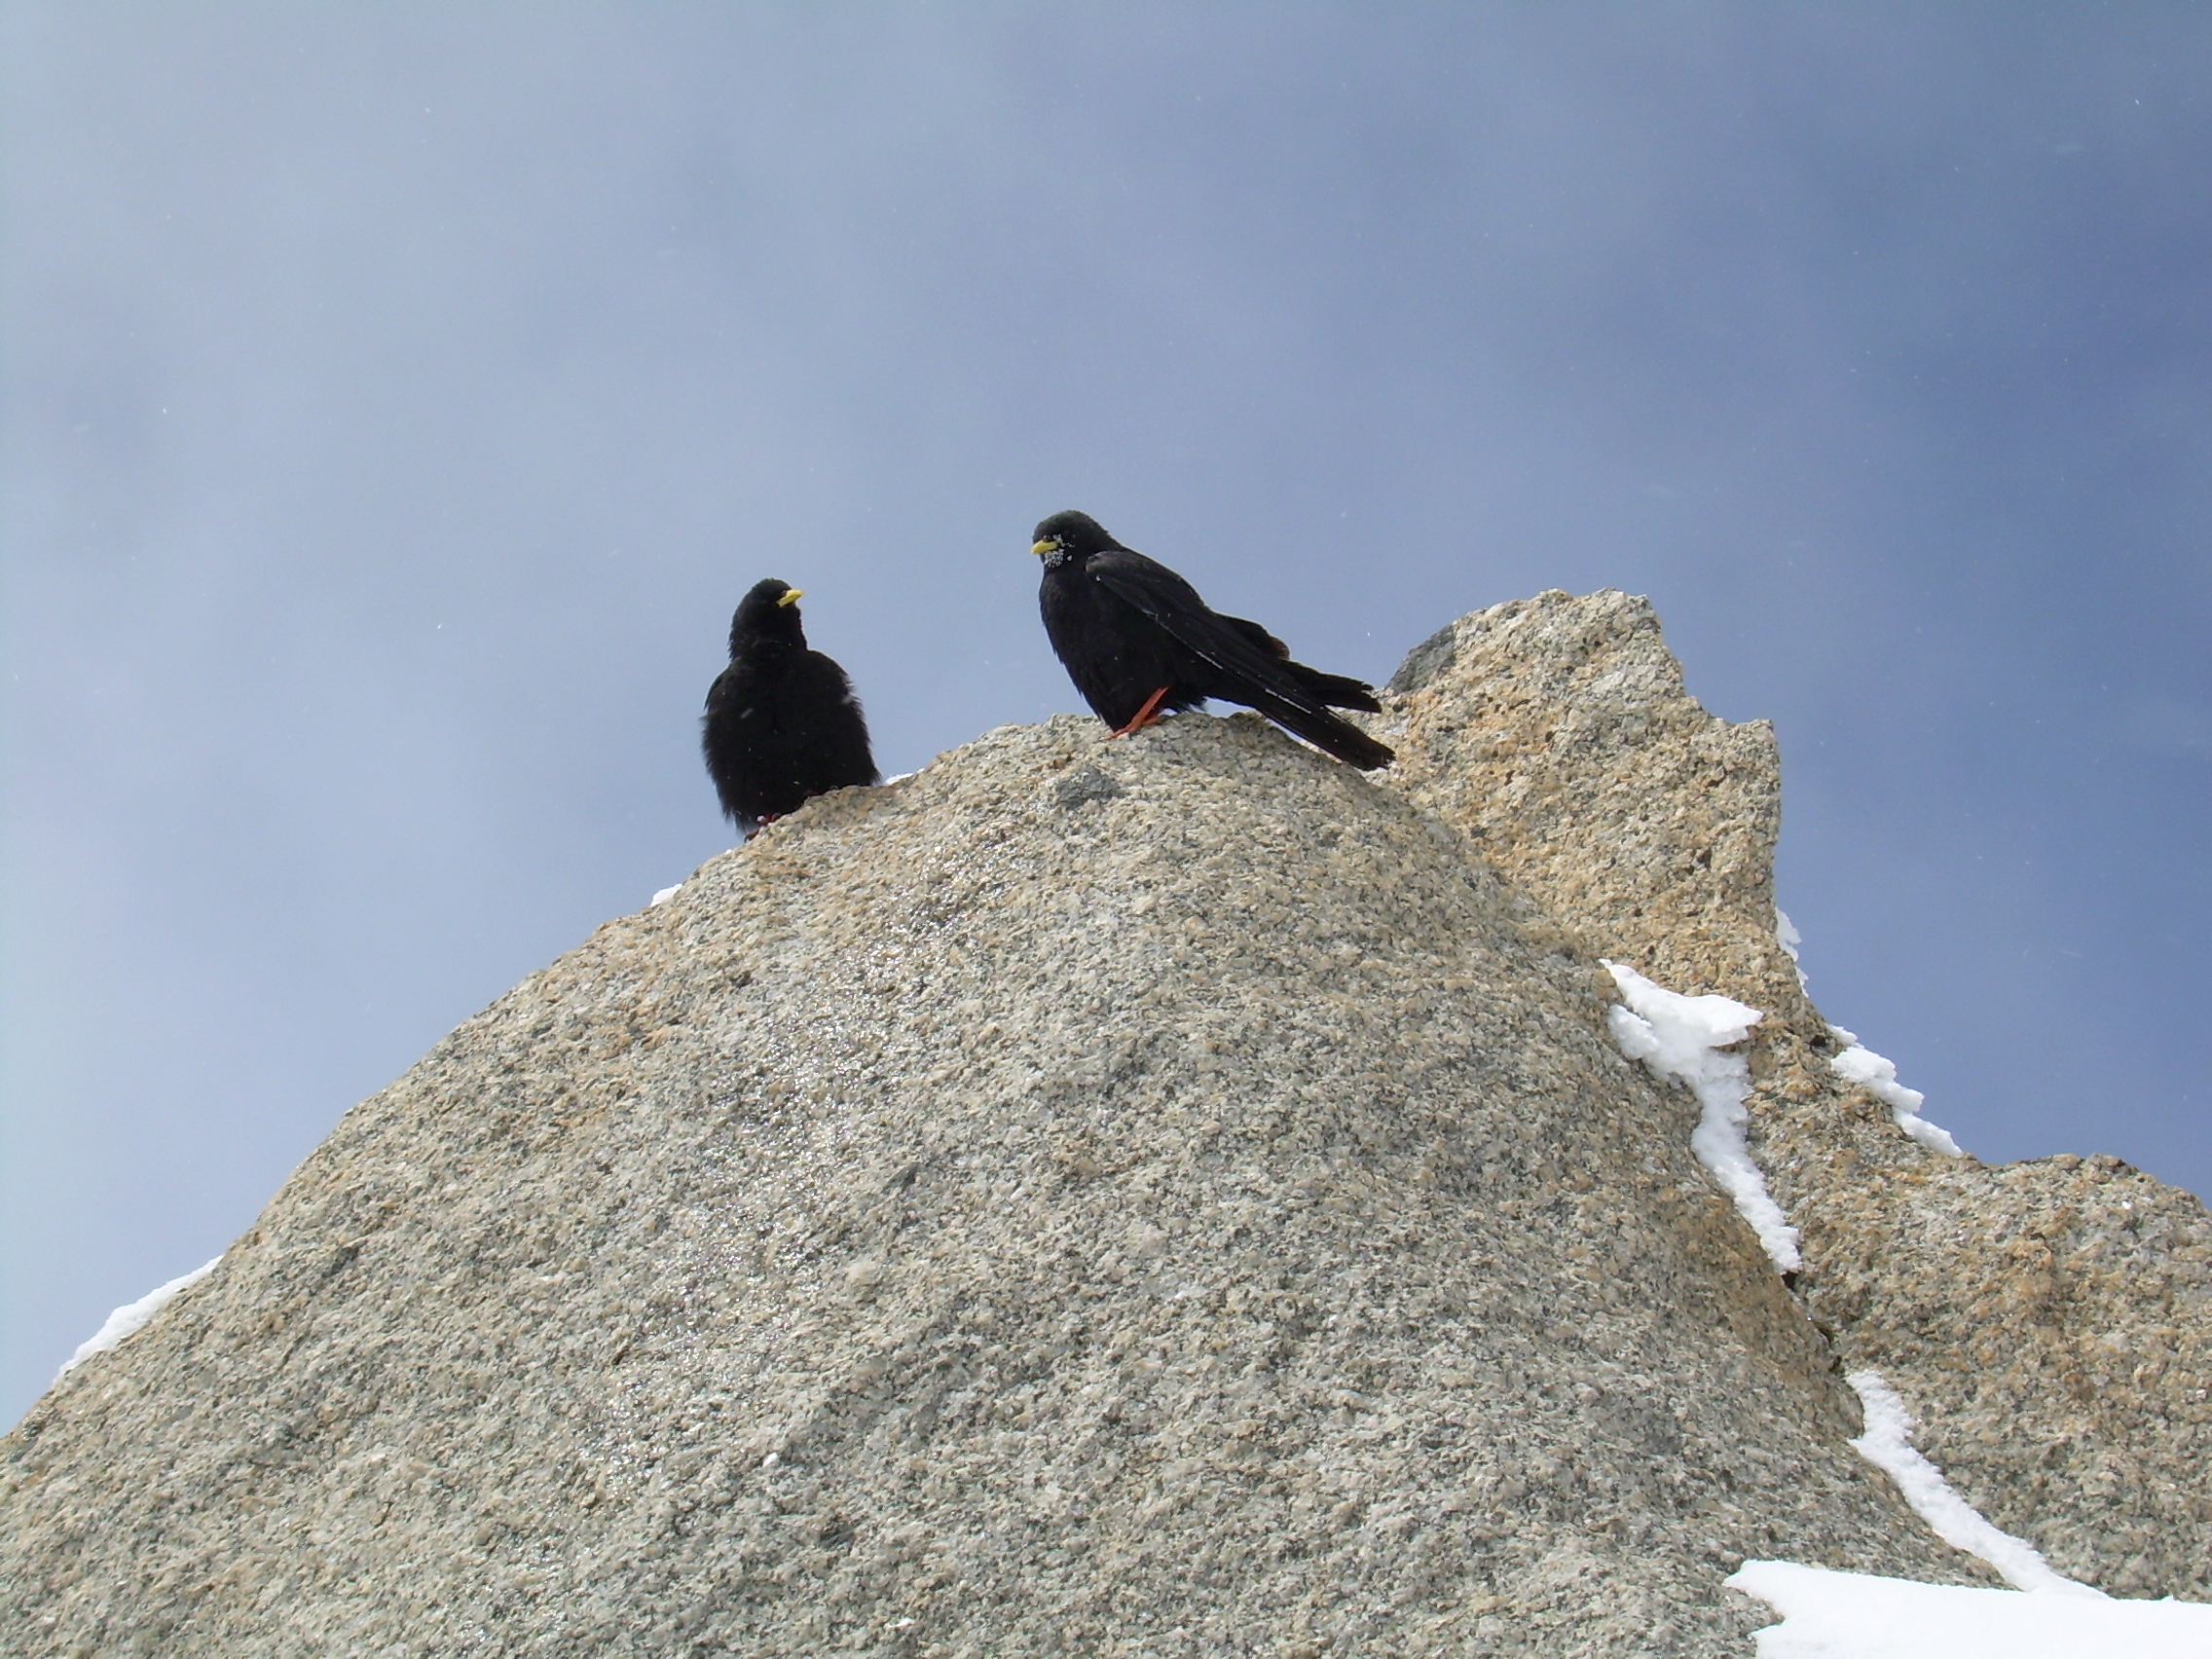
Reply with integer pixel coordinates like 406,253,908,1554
1086,552,1300,690
1088,551,1393,768
789,650,881,789
1221,613,1380,712
1224,614,1291,659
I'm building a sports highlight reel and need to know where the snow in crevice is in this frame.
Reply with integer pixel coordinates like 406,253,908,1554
1602,960,1800,1272
1721,1373,2212,1654
1774,904,1809,991
57,1257,221,1380
1727,1561,2212,1658
1845,1369,2098,1596
1828,1026,1965,1158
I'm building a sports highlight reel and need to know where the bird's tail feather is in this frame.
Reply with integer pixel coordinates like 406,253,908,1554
1253,692,1395,769
1287,665,1383,713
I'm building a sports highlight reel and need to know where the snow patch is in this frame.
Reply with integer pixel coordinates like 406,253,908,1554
649,884,682,907
1602,960,1799,1272
58,1257,221,1379
1727,1562,2209,1658
1829,1028,1964,1157
1846,1370,2096,1596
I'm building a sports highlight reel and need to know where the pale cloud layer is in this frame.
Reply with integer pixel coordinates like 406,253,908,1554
6,4,2209,1419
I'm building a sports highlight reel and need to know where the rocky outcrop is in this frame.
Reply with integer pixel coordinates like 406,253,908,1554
1382,593,1809,1030
2,590,2201,1656
1382,590,2212,1600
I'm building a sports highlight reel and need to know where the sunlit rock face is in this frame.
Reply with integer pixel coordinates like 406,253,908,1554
1381,589,2212,1602
3,589,2200,1655
1382,589,1809,1030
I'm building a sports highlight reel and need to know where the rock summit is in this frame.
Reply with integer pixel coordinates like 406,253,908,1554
5,591,2206,1656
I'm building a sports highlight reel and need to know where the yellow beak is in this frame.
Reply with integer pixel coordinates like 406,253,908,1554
777,587,804,607
1030,539,1056,558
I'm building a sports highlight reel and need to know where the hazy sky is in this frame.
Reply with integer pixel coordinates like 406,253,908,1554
6,4,2209,1421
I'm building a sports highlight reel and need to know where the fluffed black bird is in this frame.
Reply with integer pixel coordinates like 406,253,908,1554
1030,510,1394,770
702,578,879,837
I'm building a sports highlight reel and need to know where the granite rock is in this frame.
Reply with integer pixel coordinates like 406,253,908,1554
14,588,2200,1653
2,697,1972,1656
1382,589,2212,1600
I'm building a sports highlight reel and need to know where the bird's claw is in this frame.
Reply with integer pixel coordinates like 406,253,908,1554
1111,686,1172,738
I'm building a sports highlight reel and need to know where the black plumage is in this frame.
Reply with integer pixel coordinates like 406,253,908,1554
1030,510,1394,770
702,578,879,837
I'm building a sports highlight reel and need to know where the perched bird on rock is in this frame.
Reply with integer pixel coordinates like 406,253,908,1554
1030,510,1394,769
702,578,878,837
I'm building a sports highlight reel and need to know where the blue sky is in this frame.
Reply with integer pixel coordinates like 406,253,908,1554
5,3,2209,1420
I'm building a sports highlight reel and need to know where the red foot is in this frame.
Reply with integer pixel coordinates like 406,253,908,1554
1110,686,1172,738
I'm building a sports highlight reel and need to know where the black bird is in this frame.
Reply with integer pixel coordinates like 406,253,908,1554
1030,510,1394,770
702,578,879,837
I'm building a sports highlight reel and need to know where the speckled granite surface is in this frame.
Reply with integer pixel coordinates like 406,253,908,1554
10,589,2196,1656
1382,589,2212,1599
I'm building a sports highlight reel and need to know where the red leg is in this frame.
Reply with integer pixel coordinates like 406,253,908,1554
1110,685,1172,738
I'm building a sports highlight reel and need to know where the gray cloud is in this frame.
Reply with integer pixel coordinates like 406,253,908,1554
7,3,2211,1419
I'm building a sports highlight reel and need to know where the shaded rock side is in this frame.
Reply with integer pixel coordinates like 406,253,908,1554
1384,589,2212,1599
1,713,1964,1657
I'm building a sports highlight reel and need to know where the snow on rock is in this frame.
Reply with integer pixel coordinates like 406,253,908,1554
2,709,1972,1653
1828,1028,1965,1157
58,1258,220,1380
1602,960,1800,1272
1727,1562,2212,1659
1845,1370,2094,1595
649,884,682,907
1775,905,1809,990
1762,906,1957,1156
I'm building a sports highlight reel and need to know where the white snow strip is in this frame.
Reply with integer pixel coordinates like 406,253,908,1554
1775,905,1809,990
1845,1370,2096,1596
57,1257,221,1379
1602,960,1800,1272
1728,1563,2209,1658
1765,908,1961,1157
649,884,682,907
1828,1027,1965,1157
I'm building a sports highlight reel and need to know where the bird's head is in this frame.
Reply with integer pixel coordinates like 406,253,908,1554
1030,510,1121,570
731,577,807,649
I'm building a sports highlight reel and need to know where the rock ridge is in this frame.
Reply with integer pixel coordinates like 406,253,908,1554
1381,588,2212,1600
1,589,2203,1655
